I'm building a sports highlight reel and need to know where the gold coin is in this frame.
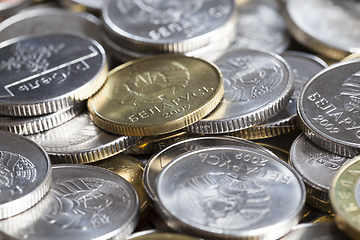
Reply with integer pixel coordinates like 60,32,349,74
341,53,360,62
312,214,335,223
329,155,360,240
88,153,150,216
88,55,224,136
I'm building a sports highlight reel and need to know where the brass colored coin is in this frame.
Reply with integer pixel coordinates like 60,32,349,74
341,53,360,63
255,142,289,163
330,156,360,240
312,214,335,223
89,153,150,217
88,55,224,136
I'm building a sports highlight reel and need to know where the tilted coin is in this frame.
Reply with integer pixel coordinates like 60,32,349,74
101,0,237,53
155,146,306,239
0,34,108,116
88,55,224,136
0,0,31,20
127,229,201,240
26,110,141,164
89,153,150,217
283,0,360,60
230,51,327,139
312,214,335,223
297,60,360,157
330,155,360,240
289,133,350,212
0,102,85,135
0,7,102,43
279,223,351,240
186,49,293,134
231,0,290,53
0,130,52,219
341,52,360,63
0,164,139,240
143,135,279,202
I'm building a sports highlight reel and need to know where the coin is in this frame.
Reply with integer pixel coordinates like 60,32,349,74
88,55,224,136
312,214,335,223
0,130,52,219
26,110,141,164
297,60,360,157
127,229,201,240
0,0,31,20
289,133,350,212
155,145,305,239
57,0,103,14
186,48,293,134
0,34,108,116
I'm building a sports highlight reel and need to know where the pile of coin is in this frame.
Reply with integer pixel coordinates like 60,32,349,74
0,0,360,239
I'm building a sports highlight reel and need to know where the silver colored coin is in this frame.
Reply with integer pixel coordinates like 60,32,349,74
0,7,102,43
0,130,52,220
297,60,360,157
231,0,290,53
156,145,306,239
26,110,141,164
0,34,107,116
0,102,85,135
283,0,360,60
0,164,139,240
101,0,237,53
0,0,31,19
289,133,350,212
186,48,293,134
144,135,278,202
279,222,352,240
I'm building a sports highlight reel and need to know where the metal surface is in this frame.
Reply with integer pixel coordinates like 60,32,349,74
155,145,306,239
127,229,201,240
0,0,31,19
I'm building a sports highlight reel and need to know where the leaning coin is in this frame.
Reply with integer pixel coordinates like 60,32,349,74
297,60,360,157
289,133,350,213
26,110,141,164
0,34,108,116
88,55,224,136
127,229,201,240
230,51,327,139
0,164,139,240
279,222,351,240
155,145,306,239
330,155,360,240
143,135,279,202
283,0,360,60
0,130,52,220
186,49,293,134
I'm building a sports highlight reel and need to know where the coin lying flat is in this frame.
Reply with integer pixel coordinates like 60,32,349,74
155,145,305,239
297,60,360,157
283,0,360,60
289,133,350,212
0,130,52,220
186,49,293,134
143,135,278,202
0,164,139,240
26,110,141,164
88,55,224,136
0,34,108,116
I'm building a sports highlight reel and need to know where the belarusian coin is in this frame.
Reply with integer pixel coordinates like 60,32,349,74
156,145,305,239
186,49,293,134
297,60,360,157
26,110,140,164
0,130,51,219
88,55,224,136
0,34,108,116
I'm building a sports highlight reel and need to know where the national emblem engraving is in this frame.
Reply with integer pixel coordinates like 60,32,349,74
338,71,360,116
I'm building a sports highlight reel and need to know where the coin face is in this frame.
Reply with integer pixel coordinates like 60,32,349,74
297,60,360,157
88,55,224,136
155,146,305,239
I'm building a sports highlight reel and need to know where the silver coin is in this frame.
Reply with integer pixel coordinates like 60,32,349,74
279,222,352,240
0,0,31,20
0,130,52,220
143,135,279,202
0,7,102,43
155,145,305,239
0,102,85,135
26,110,141,164
297,60,360,157
283,0,360,60
231,0,290,53
101,0,237,53
0,34,107,116
186,48,293,134
0,164,139,240
289,133,350,212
